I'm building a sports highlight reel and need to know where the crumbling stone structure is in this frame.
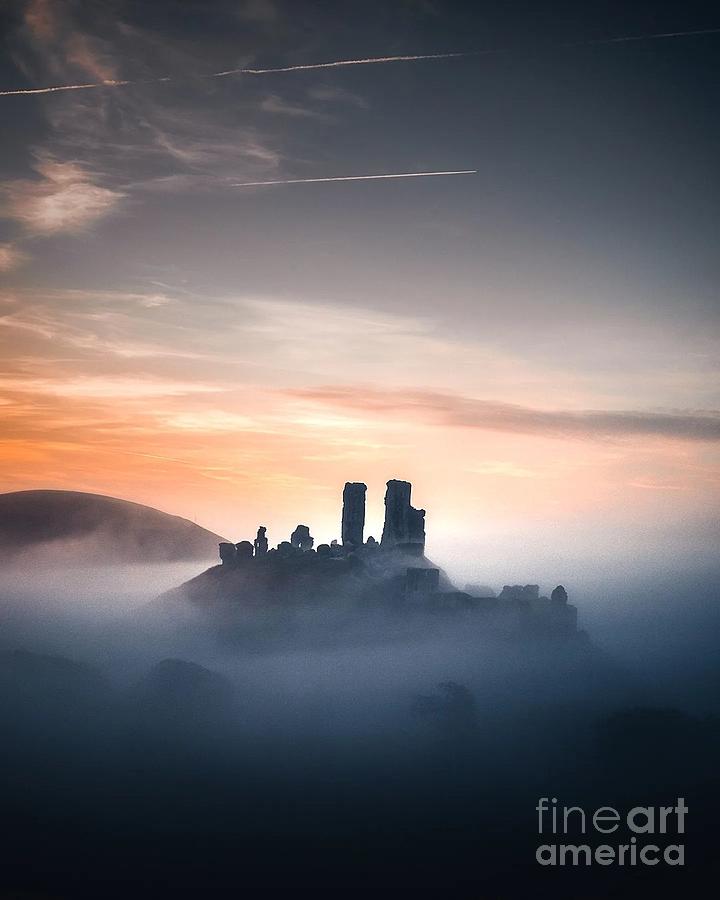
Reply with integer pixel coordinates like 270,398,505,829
381,480,426,551
290,524,314,552
527,588,577,636
235,541,253,561
218,542,236,566
341,482,366,548
254,526,268,557
211,478,578,637
498,584,540,602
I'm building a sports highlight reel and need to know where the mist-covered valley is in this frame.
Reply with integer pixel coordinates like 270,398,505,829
1,555,718,898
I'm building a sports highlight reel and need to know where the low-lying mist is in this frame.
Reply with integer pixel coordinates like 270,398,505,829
1,558,717,897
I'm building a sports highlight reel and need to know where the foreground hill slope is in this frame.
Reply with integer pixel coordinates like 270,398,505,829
0,490,225,564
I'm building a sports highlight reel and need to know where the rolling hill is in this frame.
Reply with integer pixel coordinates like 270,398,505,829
0,490,225,565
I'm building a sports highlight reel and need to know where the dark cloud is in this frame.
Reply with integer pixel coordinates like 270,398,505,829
284,386,720,442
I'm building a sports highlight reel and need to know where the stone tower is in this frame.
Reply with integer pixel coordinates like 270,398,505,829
381,480,425,550
341,482,367,548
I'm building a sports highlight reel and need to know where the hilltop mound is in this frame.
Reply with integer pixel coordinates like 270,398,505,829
157,546,451,617
0,490,224,565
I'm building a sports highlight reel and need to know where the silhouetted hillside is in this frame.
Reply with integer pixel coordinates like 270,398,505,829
0,490,224,565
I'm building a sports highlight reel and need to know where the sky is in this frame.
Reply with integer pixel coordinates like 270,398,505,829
0,0,718,576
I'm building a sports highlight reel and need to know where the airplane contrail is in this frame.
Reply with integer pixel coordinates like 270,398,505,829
1,28,720,98
568,26,720,46
0,52,463,97
231,170,477,187
209,51,465,77
0,78,142,96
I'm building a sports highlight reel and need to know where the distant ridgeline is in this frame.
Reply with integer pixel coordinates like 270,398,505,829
164,480,579,639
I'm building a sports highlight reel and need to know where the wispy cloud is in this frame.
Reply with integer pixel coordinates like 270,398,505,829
62,31,118,82
1,158,125,233
20,0,120,83
23,0,58,44
628,479,685,491
0,374,225,400
235,0,279,23
260,93,325,118
162,410,261,432
467,461,537,478
282,386,720,442
0,243,28,272
0,289,206,361
142,108,281,173
307,85,369,108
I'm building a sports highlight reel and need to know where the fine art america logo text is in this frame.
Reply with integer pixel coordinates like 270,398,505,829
535,797,687,866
